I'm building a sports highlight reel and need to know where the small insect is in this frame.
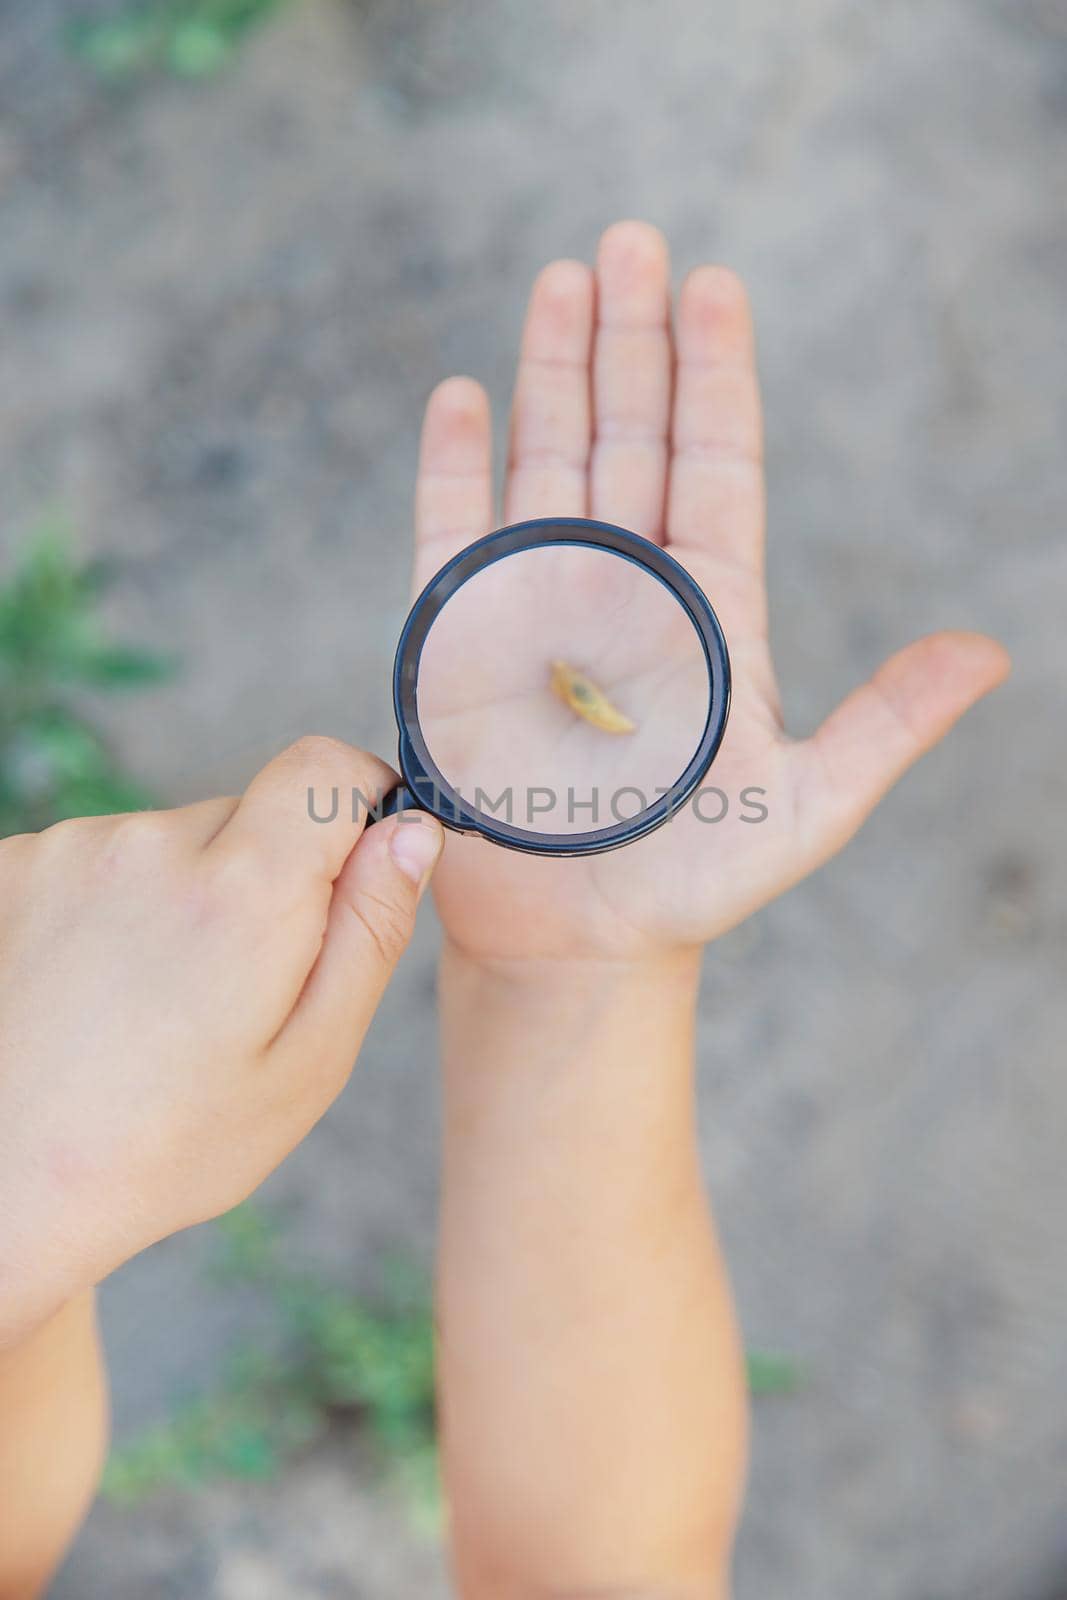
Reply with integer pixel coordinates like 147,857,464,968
550,660,636,734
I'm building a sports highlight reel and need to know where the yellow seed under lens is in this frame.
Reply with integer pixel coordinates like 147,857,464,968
550,660,636,734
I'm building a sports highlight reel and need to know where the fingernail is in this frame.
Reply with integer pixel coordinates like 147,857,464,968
388,816,443,891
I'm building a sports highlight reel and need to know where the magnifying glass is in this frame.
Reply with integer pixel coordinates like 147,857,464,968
372,517,730,857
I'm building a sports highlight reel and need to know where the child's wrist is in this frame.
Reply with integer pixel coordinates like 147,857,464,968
440,936,702,1010
436,936,705,1170
0,1167,102,1353
438,938,703,1088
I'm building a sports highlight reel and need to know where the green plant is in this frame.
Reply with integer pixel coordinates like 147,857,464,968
101,1351,322,1503
0,520,172,838
103,1205,442,1527
745,1349,803,1396
68,0,293,80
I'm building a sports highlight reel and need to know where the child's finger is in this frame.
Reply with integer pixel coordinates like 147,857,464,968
414,376,494,595
794,631,1011,862
667,266,765,580
503,258,594,524
590,221,673,542
207,736,398,894
267,811,443,1085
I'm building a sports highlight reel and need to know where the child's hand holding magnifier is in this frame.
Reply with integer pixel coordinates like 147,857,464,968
0,738,442,1350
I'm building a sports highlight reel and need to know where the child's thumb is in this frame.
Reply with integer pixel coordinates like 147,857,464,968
273,812,444,1076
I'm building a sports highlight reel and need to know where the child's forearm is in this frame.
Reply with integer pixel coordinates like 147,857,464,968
436,941,748,1600
0,1290,107,1599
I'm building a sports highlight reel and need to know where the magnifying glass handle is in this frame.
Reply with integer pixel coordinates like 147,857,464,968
375,783,421,821
374,783,469,832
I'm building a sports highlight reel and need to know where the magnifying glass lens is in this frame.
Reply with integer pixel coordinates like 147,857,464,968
415,544,712,840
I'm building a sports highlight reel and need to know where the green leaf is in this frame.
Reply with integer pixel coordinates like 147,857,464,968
17,711,108,781
77,646,176,688
168,21,233,76
67,16,163,77
67,0,292,82
210,1202,280,1282
0,517,172,834
52,773,154,821
746,1351,803,1395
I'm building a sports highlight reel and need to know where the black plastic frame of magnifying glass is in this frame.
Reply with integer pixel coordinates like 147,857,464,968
375,516,731,857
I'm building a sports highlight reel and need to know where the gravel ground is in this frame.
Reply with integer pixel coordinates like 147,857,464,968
2,1,1065,1596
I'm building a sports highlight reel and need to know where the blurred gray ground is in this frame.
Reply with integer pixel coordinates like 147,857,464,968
1,0,1066,1594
